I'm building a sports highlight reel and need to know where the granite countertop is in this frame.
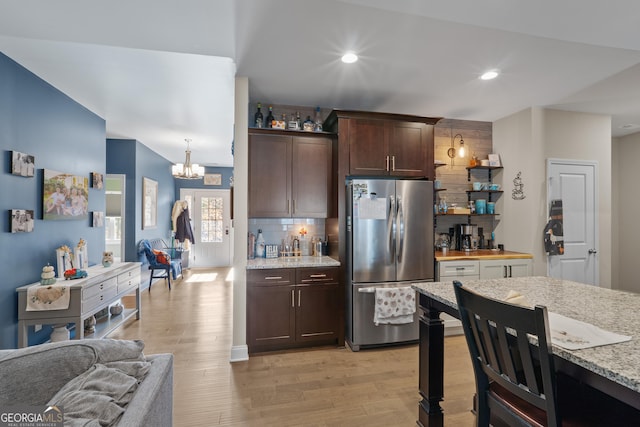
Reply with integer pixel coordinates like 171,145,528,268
435,249,533,261
412,276,640,394
246,256,340,269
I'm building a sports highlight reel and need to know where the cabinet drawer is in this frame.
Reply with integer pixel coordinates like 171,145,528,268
118,268,139,284
117,274,140,294
296,267,339,283
83,277,117,301
247,268,294,286
82,286,118,313
438,261,480,278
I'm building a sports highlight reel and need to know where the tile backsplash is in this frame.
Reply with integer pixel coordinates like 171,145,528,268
249,218,326,247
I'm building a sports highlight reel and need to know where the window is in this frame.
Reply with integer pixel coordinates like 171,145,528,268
200,197,223,243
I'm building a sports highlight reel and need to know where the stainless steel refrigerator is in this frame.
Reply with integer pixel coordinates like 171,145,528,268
346,178,434,350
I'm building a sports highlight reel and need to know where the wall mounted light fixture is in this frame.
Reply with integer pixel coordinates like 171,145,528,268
448,132,466,165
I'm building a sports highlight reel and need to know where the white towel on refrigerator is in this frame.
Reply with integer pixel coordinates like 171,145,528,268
373,287,416,325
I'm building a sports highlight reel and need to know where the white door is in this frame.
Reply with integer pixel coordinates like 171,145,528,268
547,159,598,285
105,174,126,262
180,189,232,267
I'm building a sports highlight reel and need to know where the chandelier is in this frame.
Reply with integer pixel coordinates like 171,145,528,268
172,139,204,179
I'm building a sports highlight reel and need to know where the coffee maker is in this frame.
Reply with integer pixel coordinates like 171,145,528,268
455,224,476,251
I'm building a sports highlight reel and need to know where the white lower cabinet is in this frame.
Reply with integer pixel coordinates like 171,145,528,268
436,258,533,335
436,260,480,336
479,259,532,279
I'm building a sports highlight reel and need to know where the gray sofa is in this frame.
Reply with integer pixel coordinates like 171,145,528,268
0,339,173,426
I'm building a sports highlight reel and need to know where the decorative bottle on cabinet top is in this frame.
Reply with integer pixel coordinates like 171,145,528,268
303,115,314,131
265,106,274,128
254,102,263,128
313,106,323,132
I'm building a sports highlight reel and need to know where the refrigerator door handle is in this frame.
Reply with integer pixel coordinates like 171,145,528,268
397,196,404,263
388,195,396,263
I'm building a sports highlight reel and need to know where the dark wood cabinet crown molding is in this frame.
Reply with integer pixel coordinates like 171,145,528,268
324,109,442,132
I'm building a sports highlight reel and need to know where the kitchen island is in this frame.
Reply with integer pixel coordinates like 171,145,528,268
412,276,640,426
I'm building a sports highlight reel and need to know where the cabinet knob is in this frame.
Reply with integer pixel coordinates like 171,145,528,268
588,248,597,254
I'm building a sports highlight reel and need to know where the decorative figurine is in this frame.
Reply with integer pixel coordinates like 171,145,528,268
84,315,96,333
64,268,88,280
56,245,73,279
102,251,113,267
40,264,56,285
110,302,124,316
76,238,88,270
50,324,70,342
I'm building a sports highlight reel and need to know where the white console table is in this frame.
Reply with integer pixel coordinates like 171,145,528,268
16,262,141,348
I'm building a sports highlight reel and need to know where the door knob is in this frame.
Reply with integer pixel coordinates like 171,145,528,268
588,249,597,254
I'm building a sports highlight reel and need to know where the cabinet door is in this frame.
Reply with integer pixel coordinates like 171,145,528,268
296,267,341,345
479,259,533,279
388,121,432,178
247,284,296,351
348,118,388,175
249,133,291,217
479,260,508,279
247,269,295,352
508,260,532,278
292,136,331,218
295,283,339,343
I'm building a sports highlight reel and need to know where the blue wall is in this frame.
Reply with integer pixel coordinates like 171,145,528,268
174,166,234,195
106,139,175,263
0,53,106,348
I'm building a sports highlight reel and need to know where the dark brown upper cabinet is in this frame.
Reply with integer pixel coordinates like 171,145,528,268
325,110,441,179
249,129,334,218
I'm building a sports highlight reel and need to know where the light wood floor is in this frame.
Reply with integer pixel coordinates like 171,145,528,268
110,268,476,426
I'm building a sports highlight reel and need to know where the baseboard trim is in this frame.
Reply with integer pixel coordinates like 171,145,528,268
229,345,249,362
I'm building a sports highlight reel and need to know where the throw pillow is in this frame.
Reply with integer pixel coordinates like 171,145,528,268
152,249,170,265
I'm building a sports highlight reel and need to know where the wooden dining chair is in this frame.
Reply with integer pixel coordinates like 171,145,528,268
452,280,597,427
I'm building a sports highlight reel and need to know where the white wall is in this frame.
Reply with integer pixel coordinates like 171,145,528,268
543,109,612,287
493,107,546,275
613,133,640,293
230,77,249,362
494,108,612,286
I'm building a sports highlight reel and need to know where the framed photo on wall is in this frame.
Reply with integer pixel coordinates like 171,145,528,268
43,169,89,220
142,177,157,229
10,209,34,233
92,172,104,189
92,211,104,227
11,151,35,177
204,173,222,186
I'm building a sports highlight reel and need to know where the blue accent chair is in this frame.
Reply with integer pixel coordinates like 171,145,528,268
140,239,182,291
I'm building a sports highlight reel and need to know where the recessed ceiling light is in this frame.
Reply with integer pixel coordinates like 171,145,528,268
341,52,358,64
480,70,499,80
620,123,640,129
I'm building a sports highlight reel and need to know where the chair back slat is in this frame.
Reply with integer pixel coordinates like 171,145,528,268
517,333,540,395
477,318,502,373
453,280,560,427
495,324,518,381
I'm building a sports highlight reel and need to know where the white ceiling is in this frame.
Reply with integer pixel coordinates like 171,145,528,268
2,0,640,167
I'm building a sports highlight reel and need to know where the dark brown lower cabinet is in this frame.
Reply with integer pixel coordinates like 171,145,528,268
247,267,342,353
